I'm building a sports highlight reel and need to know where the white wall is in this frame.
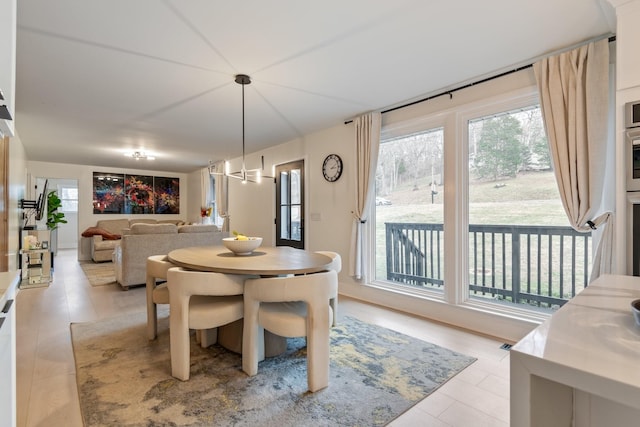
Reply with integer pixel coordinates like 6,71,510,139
26,161,190,260
0,0,16,137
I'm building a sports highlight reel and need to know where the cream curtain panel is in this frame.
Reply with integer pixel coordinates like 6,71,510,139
533,38,613,281
349,112,381,280
211,161,230,232
200,167,211,210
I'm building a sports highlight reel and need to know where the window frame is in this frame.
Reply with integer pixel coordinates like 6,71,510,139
457,91,546,305
371,113,449,301
59,185,79,213
367,86,554,319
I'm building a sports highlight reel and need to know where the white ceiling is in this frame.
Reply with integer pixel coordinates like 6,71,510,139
15,0,615,173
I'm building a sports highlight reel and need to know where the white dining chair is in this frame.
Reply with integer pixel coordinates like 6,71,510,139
146,255,174,340
242,269,338,392
167,267,250,381
315,251,341,326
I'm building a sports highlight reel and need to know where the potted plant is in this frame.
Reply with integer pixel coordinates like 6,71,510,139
46,190,67,255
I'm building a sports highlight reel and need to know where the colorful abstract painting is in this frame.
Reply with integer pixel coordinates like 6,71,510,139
92,172,125,214
93,172,181,214
124,175,154,214
154,177,180,214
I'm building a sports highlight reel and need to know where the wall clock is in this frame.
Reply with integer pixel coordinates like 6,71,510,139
322,154,343,182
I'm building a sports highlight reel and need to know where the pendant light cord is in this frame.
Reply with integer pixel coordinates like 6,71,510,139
241,81,246,171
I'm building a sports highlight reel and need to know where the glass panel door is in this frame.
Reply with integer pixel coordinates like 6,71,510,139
275,160,304,249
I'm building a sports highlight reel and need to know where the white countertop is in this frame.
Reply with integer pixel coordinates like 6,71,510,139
0,270,20,302
512,274,640,409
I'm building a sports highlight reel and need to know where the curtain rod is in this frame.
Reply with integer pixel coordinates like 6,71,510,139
344,35,616,125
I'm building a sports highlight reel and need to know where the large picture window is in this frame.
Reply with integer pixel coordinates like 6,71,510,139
371,89,591,313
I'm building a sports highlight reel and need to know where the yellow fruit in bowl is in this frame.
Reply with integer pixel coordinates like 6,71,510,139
232,230,249,240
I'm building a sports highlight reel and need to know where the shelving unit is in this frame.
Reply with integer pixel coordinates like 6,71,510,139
19,229,52,288
20,249,51,287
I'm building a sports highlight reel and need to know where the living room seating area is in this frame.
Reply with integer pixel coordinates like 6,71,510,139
81,218,226,290
84,218,186,263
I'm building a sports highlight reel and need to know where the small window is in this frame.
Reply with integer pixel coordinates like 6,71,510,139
59,186,78,212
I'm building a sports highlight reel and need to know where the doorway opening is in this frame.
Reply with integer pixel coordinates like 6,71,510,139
34,177,79,251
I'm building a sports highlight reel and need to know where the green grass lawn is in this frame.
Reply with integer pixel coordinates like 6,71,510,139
378,170,568,225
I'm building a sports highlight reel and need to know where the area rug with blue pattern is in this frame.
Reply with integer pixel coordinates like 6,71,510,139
71,311,475,426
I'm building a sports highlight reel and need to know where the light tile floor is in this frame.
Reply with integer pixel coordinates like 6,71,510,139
16,249,510,426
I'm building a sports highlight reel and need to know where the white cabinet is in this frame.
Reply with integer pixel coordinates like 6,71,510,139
510,274,640,427
0,271,20,427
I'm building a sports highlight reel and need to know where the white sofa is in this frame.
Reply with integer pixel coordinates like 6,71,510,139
113,223,225,290
86,218,184,262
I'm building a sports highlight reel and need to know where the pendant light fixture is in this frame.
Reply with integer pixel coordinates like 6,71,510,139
124,151,155,161
210,74,270,184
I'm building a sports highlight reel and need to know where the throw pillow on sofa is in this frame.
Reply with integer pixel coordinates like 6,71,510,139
178,224,219,233
158,219,186,226
129,219,158,226
130,223,178,234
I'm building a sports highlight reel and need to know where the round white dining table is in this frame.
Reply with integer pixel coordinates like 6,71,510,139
167,245,333,355
167,245,333,276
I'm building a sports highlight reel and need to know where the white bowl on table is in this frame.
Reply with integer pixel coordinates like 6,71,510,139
222,237,263,255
